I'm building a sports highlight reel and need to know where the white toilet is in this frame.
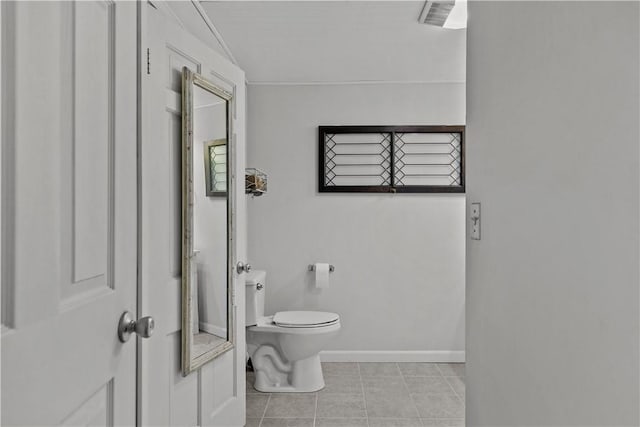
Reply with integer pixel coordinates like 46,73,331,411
245,270,341,393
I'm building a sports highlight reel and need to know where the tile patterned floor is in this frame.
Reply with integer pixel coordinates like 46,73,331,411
246,362,465,427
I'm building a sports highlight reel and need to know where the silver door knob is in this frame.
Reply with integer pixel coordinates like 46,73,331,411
118,311,155,343
236,261,252,274
256,283,264,290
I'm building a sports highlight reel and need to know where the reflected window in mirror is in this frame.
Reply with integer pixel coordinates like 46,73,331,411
204,139,227,196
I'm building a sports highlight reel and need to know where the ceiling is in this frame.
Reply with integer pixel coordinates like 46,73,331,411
199,1,466,84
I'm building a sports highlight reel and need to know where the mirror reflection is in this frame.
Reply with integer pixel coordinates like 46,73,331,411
204,139,227,196
182,68,234,375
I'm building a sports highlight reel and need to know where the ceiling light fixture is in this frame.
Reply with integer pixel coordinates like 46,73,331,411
419,0,467,30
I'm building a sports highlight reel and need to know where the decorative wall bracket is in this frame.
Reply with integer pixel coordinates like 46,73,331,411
246,168,268,196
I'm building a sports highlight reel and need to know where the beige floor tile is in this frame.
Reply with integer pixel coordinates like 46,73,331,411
246,372,260,394
316,393,366,418
260,418,314,427
436,364,465,377
368,418,424,426
365,392,420,418
404,376,453,394
362,376,408,393
411,393,465,418
246,381,260,394
321,362,360,376
246,363,465,426
264,394,317,418
244,418,261,427
321,375,364,394
444,376,465,399
247,394,270,418
359,362,401,377
421,418,465,427
399,363,442,377
315,418,368,427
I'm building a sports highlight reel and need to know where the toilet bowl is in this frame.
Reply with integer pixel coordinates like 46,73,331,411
245,271,341,393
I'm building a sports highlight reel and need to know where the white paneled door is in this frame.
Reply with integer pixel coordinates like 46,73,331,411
1,1,138,426
140,4,247,426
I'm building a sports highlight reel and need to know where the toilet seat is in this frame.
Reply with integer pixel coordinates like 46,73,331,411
273,311,340,328
248,315,341,335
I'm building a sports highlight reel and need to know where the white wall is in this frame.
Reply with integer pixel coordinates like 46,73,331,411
466,1,639,425
247,83,466,359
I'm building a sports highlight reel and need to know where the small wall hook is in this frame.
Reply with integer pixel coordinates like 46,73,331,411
308,264,335,272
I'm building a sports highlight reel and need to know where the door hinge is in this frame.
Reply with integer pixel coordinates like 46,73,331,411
146,48,150,75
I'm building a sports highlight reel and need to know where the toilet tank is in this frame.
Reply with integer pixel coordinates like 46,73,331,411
245,270,266,326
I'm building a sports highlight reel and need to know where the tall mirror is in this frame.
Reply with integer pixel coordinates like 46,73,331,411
181,67,234,375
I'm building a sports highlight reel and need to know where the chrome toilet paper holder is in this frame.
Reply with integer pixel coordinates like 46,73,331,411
308,264,335,272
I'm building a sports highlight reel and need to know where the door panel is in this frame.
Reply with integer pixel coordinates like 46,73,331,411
71,0,112,287
141,4,246,426
60,381,113,427
1,1,137,425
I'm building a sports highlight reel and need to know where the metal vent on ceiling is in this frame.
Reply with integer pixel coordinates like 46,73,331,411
419,1,455,27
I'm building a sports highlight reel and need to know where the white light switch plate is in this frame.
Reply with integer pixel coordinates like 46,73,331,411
470,202,481,240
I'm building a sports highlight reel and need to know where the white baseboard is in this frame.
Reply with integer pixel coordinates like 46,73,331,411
319,350,465,363
199,321,227,338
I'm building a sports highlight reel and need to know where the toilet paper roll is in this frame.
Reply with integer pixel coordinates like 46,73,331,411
314,263,330,289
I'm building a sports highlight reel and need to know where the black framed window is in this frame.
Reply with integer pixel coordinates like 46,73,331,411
318,125,465,193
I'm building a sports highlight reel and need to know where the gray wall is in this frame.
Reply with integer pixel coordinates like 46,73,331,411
247,83,466,357
466,1,639,425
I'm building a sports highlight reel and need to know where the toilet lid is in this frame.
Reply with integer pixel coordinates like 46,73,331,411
273,311,340,328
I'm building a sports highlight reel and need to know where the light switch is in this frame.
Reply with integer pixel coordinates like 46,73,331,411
470,202,481,240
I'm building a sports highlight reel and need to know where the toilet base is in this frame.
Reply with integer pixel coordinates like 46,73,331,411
253,352,325,393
